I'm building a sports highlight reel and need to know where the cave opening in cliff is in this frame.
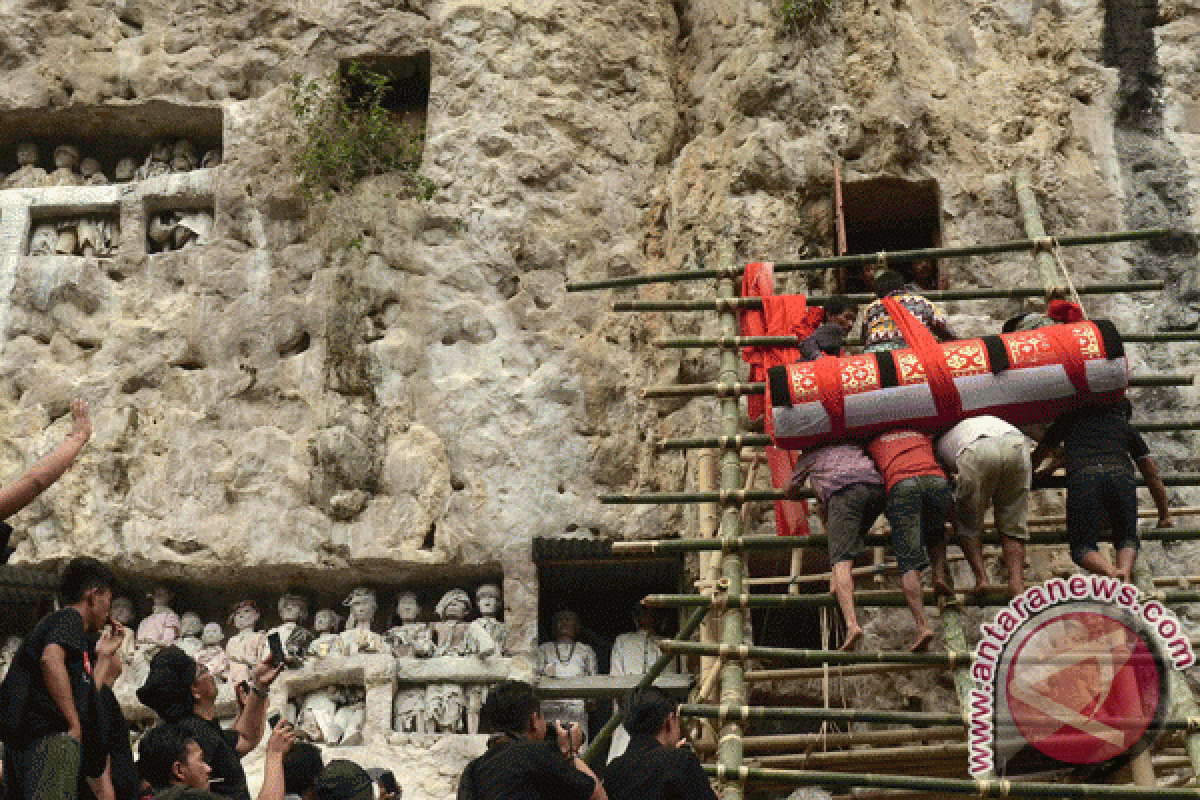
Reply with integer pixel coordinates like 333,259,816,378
339,52,430,131
835,176,943,293
0,102,222,183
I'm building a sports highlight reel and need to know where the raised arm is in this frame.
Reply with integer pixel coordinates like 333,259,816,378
233,656,283,755
0,400,91,520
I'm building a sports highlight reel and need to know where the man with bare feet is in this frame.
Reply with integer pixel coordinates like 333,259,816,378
1031,400,1172,583
867,429,953,652
786,444,886,651
937,415,1032,597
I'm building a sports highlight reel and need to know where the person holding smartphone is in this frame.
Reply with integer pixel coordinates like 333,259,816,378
137,646,283,800
457,681,605,800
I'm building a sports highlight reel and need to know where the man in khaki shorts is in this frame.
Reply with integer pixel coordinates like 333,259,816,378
936,415,1031,597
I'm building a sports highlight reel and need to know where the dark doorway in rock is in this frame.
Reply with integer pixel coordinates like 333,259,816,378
339,52,431,117
835,176,943,294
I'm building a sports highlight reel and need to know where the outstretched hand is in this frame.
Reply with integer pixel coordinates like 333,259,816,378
253,657,284,690
265,719,296,757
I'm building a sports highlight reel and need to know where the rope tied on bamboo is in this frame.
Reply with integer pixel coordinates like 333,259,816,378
975,778,1014,797
1032,236,1055,255
1186,716,1200,733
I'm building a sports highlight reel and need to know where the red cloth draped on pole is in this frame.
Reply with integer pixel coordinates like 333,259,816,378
880,296,963,421
739,262,823,536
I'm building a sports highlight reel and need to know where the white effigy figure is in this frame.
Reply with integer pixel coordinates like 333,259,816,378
137,588,182,657
384,591,433,659
176,613,205,658
424,683,465,733
0,636,21,682
137,140,173,180
110,596,144,688
340,588,386,655
607,607,676,761
471,584,506,655
308,609,344,660
433,589,495,657
333,685,365,745
28,223,59,256
114,158,138,183
299,686,342,744
269,593,314,666
197,622,231,684
80,157,107,185
171,139,198,172
226,600,266,686
536,609,597,741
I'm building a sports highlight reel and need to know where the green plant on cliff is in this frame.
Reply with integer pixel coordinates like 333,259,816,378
290,63,433,201
780,0,831,29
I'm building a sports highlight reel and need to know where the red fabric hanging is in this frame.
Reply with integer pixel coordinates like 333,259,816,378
739,262,819,536
881,297,963,422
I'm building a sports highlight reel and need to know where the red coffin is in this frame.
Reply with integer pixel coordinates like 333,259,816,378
766,320,1128,451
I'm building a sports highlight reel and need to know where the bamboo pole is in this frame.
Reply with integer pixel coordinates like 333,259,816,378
581,604,707,764
706,765,1200,798
612,527,1200,554
602,478,1200,503
744,661,954,682
939,598,979,773
659,640,970,666
1028,506,1200,527
654,331,1200,349
696,448,720,726
685,704,1199,731
712,247,748,800
749,741,969,769
640,373,1192,399
643,587,1200,610
613,280,1165,312
1015,168,1061,288
657,421,1200,450
565,230,1173,292
737,725,965,753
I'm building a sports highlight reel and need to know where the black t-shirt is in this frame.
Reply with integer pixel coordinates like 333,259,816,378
457,736,596,800
79,686,138,800
1042,405,1150,474
0,608,99,754
602,735,717,800
174,716,248,800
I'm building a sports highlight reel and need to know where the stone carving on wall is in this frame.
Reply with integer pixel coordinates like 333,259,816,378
341,588,386,656
28,214,120,258
3,139,220,192
299,685,366,745
384,591,433,659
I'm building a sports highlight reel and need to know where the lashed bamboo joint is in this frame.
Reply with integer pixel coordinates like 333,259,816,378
565,229,1173,292
613,280,1164,312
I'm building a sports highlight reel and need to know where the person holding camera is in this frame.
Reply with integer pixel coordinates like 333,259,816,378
137,646,283,800
602,688,716,800
457,680,606,800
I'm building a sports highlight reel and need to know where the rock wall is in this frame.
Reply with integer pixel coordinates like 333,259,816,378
1,0,1198,796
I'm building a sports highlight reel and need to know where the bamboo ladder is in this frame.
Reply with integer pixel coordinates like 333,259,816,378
573,177,1200,798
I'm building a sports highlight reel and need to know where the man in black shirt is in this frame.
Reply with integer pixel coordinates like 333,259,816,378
1032,400,1174,582
457,680,605,800
603,688,716,800
137,646,282,800
0,556,118,800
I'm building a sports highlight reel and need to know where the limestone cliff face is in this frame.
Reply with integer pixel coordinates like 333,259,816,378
0,0,1197,668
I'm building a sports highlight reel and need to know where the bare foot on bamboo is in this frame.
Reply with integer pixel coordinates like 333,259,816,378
910,628,935,653
840,626,864,652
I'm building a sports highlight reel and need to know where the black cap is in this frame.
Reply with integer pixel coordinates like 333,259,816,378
315,760,375,800
136,646,197,721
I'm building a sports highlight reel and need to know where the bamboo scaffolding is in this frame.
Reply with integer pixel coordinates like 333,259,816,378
657,421,1200,450
683,704,1200,731
644,587,1200,610
612,527,1200,554
565,230,1172,292
602,476,1200,503
654,331,1200,349
659,640,970,666
706,765,1200,798
641,373,1193,399
1015,167,1062,290
613,280,1165,313
736,725,965,753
